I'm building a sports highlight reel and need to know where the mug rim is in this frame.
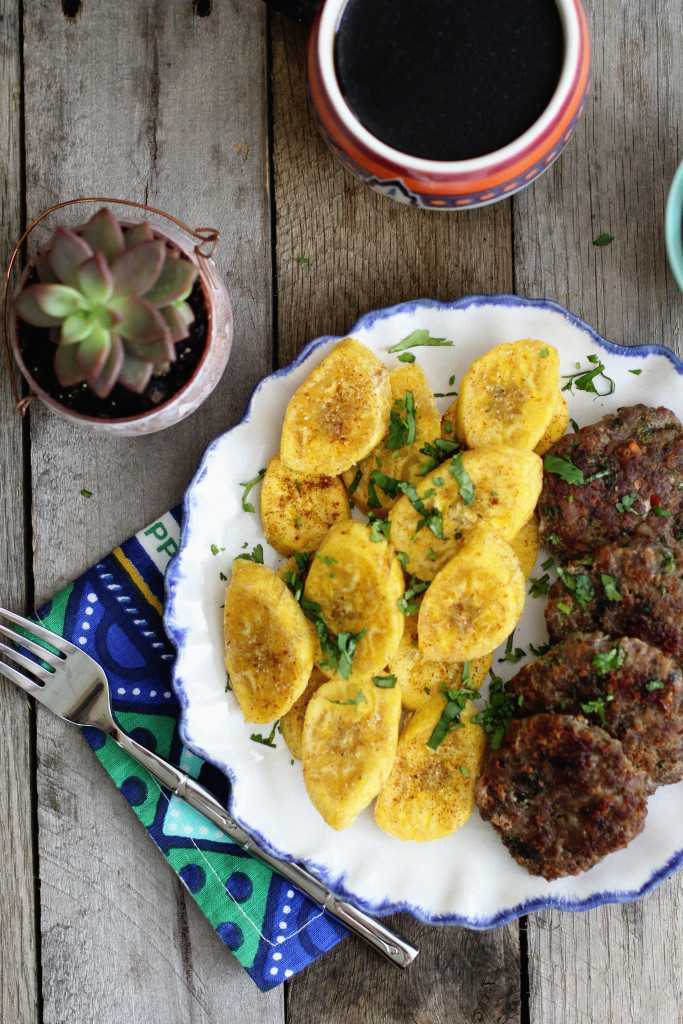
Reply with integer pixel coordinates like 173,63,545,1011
316,0,583,174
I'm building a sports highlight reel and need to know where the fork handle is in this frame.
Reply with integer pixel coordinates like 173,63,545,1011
111,728,418,970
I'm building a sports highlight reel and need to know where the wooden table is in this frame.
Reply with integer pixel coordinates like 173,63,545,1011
2,2,683,1021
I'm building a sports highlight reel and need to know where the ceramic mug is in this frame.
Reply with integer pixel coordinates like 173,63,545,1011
300,0,591,210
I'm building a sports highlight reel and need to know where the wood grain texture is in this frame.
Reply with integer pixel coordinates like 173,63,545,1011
0,1,40,1022
270,12,513,369
20,2,280,1021
514,2,683,1022
270,12,521,1020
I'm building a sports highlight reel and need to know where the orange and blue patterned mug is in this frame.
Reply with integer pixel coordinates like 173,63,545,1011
303,0,591,210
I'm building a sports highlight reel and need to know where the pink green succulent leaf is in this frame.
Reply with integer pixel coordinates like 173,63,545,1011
20,283,86,321
123,223,154,248
13,286,65,327
112,297,169,343
34,250,59,284
110,240,166,298
141,257,198,307
78,208,125,263
88,334,124,398
53,340,85,388
75,252,114,305
123,334,176,365
48,228,93,287
75,323,112,379
118,351,154,394
174,299,195,326
61,310,96,344
160,304,191,344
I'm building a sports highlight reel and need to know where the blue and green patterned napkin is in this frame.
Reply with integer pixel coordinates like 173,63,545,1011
32,508,346,991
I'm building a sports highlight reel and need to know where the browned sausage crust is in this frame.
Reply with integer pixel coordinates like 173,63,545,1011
539,405,683,560
475,714,648,880
507,633,683,792
545,539,683,668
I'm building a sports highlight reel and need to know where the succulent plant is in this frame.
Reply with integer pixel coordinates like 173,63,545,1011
13,207,199,398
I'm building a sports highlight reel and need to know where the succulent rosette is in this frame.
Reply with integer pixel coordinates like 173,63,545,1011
13,207,199,397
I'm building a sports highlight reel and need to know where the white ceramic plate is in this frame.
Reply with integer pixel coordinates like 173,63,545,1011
164,295,683,927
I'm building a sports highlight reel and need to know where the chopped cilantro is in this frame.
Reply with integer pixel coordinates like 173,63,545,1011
427,683,480,750
367,469,402,509
601,573,623,602
250,721,279,747
629,368,643,375
546,532,560,546
219,571,228,581
398,351,416,363
225,673,232,692
470,672,513,750
580,694,614,727
646,680,665,692
652,505,673,517
294,517,302,527
498,632,526,664
388,329,453,354
561,356,615,397
239,468,266,513
571,418,580,433
557,567,594,610
297,257,309,264
541,556,555,571
592,644,626,675
236,543,264,564
398,575,430,615
328,689,367,713
529,641,551,657
367,512,392,542
544,453,585,485
448,454,475,505
557,601,573,616
593,232,614,246
294,550,314,576
396,550,410,567
294,480,301,494
416,437,461,476
373,674,397,688
528,573,551,597
660,549,675,573
80,489,93,498
347,467,362,495
396,481,445,538
615,492,641,514
443,420,453,434
386,392,417,451
539,347,549,357
211,543,226,556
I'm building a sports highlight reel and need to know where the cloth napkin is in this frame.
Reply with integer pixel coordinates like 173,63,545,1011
33,506,347,991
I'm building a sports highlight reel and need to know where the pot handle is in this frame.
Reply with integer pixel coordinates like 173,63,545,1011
263,0,324,25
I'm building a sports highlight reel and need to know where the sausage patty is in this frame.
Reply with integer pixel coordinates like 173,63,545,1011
539,404,683,560
545,539,683,668
474,713,648,880
507,632,683,792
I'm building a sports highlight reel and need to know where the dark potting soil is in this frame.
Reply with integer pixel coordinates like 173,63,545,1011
17,276,208,420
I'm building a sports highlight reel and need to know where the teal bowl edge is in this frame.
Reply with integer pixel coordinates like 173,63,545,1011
665,159,683,292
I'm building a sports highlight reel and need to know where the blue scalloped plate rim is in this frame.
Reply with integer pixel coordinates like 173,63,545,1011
164,294,683,928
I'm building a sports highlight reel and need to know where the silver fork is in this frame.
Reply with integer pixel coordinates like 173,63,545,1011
0,606,418,970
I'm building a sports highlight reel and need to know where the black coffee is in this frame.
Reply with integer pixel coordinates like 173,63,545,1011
334,0,564,161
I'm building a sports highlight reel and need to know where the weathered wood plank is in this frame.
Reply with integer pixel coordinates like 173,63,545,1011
0,1,40,1021
270,13,520,1020
514,1,683,1021
21,1,281,1020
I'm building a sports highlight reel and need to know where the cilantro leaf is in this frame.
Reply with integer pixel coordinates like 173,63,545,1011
386,392,417,451
601,573,623,602
398,575,430,616
251,721,280,747
239,468,266,513
416,437,461,476
328,689,367,713
235,543,264,564
592,644,626,675
556,567,595,610
448,454,475,505
373,674,397,688
580,694,614,727
388,329,453,354
470,672,513,750
544,453,585,485
561,358,615,397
